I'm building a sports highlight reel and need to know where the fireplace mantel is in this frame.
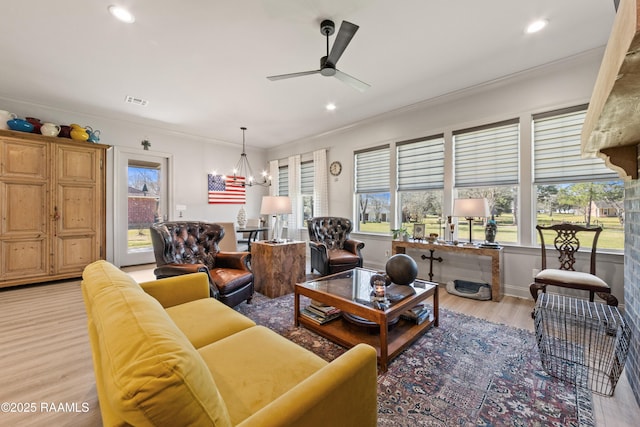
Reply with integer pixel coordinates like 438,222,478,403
582,0,640,180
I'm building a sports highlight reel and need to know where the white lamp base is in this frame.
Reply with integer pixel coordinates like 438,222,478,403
269,215,285,243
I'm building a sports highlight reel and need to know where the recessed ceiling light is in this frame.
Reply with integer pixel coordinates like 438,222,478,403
326,103,337,111
525,19,548,34
108,5,135,23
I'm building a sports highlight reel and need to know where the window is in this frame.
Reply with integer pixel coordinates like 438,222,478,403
278,165,288,196
533,105,624,250
355,145,390,233
301,161,314,225
397,135,445,237
454,119,520,243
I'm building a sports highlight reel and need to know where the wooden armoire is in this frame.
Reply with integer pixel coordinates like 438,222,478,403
0,129,109,288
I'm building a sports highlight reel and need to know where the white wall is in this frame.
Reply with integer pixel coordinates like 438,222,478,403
267,48,627,304
0,98,269,262
0,48,624,304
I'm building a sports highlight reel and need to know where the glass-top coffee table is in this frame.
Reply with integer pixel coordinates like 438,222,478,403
295,268,439,372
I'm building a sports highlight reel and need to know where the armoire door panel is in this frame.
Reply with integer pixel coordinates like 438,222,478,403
0,140,48,179
57,185,96,233
1,239,48,278
56,146,96,182
0,181,48,236
55,235,96,273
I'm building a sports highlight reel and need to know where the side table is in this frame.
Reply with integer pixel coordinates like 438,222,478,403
251,240,306,298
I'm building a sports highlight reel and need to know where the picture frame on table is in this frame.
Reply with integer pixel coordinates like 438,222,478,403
413,224,425,240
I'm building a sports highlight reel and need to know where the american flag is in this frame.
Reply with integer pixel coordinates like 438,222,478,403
208,174,246,204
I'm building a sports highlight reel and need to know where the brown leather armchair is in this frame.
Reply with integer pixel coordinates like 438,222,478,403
307,217,364,276
150,221,254,307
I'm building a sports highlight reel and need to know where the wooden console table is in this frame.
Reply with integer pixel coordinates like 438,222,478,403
392,241,504,302
252,240,306,298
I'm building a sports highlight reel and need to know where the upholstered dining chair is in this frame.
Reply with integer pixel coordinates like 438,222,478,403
237,218,261,251
530,223,618,306
307,217,365,276
217,222,239,252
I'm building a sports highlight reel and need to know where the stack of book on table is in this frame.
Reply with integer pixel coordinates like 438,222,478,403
301,301,342,324
400,304,431,325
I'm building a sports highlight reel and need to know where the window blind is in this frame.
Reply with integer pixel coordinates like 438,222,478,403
397,135,444,191
300,161,314,194
533,107,618,183
278,165,288,196
454,119,519,187
355,145,390,193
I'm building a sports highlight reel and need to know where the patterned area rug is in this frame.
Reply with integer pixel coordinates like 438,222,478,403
236,293,594,427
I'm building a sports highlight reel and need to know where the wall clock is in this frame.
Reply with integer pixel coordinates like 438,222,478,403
329,161,342,176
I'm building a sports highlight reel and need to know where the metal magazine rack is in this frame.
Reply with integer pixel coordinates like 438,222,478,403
533,293,631,396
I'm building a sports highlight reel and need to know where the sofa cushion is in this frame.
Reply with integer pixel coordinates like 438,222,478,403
82,261,232,426
210,267,253,294
535,268,610,288
165,298,256,348
328,249,362,265
198,325,328,425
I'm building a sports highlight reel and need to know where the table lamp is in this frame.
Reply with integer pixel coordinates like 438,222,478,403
260,196,292,243
453,198,490,245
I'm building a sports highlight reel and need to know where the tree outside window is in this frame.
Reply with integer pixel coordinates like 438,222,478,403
535,181,624,250
399,190,443,237
357,192,391,233
454,120,520,243
355,145,390,234
456,186,518,243
533,106,623,250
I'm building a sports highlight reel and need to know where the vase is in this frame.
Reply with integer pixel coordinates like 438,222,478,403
25,117,42,134
485,218,497,243
40,122,61,137
237,206,247,228
0,110,17,129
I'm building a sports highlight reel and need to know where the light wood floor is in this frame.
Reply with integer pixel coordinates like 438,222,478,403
0,264,637,426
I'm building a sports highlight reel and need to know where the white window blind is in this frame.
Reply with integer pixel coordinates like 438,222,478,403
278,165,288,196
355,145,390,193
301,161,314,194
533,106,618,183
454,119,519,187
397,135,444,191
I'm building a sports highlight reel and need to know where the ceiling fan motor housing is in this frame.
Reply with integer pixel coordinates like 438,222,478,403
320,19,335,36
320,56,336,76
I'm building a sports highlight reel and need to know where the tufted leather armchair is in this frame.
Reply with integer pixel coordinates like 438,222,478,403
307,217,365,276
150,221,253,308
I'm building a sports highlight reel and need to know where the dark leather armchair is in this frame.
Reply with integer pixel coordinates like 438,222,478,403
307,217,364,276
150,221,253,307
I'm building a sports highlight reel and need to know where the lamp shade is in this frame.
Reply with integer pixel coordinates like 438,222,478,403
260,196,292,215
453,198,490,218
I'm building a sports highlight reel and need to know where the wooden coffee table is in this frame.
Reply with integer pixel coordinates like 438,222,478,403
295,268,438,372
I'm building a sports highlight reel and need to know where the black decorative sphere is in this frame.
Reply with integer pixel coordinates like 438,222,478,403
385,254,418,285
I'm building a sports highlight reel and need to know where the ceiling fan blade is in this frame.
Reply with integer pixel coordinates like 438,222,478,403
326,21,358,66
334,69,370,92
267,70,321,81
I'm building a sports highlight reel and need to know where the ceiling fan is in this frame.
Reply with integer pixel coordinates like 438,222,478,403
267,19,370,92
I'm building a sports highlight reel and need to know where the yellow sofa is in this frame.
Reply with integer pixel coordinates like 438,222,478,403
81,260,378,426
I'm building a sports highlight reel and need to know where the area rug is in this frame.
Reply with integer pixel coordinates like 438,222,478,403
236,294,594,427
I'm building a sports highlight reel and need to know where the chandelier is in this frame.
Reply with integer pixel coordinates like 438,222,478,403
218,127,271,188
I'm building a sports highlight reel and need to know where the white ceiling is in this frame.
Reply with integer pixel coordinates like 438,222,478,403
0,0,616,149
